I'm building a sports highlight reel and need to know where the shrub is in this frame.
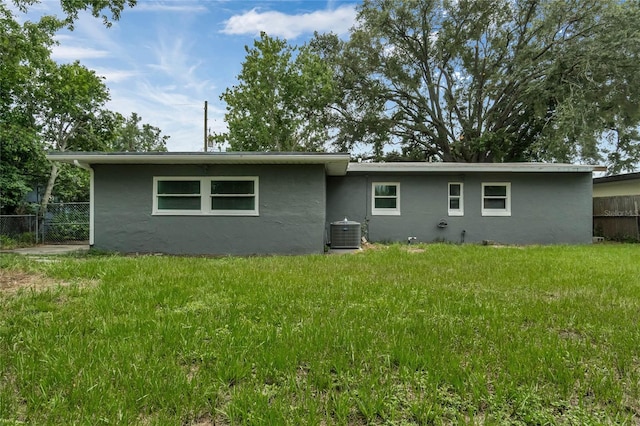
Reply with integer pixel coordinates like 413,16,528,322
0,235,17,249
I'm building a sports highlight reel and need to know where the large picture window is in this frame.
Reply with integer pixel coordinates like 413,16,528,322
481,182,511,216
153,176,258,216
372,182,400,215
448,182,464,216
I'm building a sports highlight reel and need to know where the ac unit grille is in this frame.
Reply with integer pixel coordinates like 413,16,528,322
330,220,361,249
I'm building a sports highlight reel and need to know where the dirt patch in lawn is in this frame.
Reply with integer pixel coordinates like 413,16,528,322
0,269,89,296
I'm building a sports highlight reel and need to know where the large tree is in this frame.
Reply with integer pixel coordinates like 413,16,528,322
0,0,137,213
316,0,640,169
38,61,110,213
44,111,169,204
110,112,169,152
0,4,58,213
214,32,336,152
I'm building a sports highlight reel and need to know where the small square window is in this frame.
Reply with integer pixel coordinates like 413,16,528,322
372,183,400,215
481,183,511,216
448,182,464,216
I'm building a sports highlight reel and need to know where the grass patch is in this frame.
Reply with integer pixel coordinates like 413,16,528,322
1,244,640,424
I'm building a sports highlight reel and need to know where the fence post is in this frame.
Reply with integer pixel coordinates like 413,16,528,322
35,205,39,244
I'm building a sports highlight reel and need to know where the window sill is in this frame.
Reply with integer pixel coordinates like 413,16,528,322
152,211,259,216
481,211,511,217
371,210,401,216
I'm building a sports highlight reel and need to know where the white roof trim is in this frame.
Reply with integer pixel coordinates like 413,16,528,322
47,152,605,176
47,152,352,176
347,162,606,173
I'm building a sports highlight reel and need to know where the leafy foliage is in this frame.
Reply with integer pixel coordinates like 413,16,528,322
0,0,167,214
38,61,111,213
313,0,640,168
109,112,169,152
0,3,59,212
214,32,336,152
11,0,136,28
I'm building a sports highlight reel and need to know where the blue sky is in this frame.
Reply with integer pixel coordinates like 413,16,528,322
18,0,361,151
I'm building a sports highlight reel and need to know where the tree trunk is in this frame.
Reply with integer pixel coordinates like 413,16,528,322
40,162,59,216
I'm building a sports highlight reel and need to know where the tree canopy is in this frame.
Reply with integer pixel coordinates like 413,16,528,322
107,112,169,152
1,2,59,212
214,32,336,152
316,0,640,169
10,0,136,28
38,61,111,213
217,1,640,171
0,0,170,214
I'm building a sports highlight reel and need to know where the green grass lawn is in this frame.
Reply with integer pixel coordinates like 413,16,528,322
1,244,639,425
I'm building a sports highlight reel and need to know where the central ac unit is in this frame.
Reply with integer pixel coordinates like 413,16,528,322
330,218,361,249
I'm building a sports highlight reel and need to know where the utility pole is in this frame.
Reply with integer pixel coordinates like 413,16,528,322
204,100,208,152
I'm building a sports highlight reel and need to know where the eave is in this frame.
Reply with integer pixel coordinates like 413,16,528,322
46,151,352,176
347,162,606,173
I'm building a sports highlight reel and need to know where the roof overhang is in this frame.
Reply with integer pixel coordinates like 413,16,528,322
593,171,640,184
47,152,352,176
47,152,606,176
347,162,606,173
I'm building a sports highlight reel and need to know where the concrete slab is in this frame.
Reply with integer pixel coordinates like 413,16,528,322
0,245,90,255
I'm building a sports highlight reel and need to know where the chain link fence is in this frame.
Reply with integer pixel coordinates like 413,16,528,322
42,202,90,244
0,215,39,248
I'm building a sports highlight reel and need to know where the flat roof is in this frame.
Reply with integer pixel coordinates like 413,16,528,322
347,162,605,173
47,152,606,176
46,152,352,176
593,171,640,184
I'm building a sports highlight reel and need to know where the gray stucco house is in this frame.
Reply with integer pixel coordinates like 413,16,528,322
48,152,603,255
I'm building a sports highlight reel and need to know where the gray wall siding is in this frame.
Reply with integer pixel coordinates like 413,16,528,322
327,172,593,245
93,164,326,255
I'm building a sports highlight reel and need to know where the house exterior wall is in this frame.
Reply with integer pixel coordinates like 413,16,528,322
593,180,640,197
92,164,326,255
327,172,593,245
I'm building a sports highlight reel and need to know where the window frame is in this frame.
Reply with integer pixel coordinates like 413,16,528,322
153,177,204,215
448,182,464,216
371,182,401,216
210,176,259,216
481,182,511,217
153,176,259,216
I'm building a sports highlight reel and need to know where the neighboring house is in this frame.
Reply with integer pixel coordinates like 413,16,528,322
592,172,640,197
47,152,603,255
592,172,640,241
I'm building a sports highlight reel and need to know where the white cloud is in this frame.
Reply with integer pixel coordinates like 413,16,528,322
51,45,110,60
72,16,126,57
106,79,226,152
132,2,208,13
221,5,357,39
92,68,139,83
51,14,127,63
147,36,213,95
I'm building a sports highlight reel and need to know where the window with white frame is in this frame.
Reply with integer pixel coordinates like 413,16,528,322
372,182,400,215
210,178,257,214
153,176,258,216
481,182,511,216
448,182,464,216
155,178,202,213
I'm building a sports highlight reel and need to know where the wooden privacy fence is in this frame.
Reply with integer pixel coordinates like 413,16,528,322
593,195,640,241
